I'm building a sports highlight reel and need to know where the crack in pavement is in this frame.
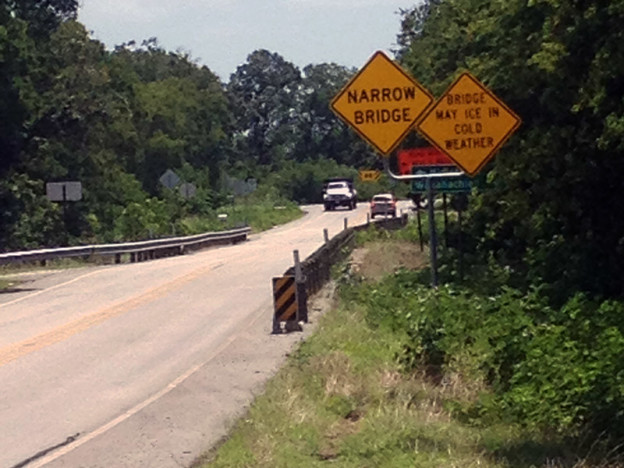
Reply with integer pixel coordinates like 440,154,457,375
11,433,80,468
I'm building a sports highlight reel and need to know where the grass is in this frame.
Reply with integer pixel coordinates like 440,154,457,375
180,199,303,234
194,233,621,468
0,277,14,291
195,296,502,467
192,240,468,467
0,258,91,288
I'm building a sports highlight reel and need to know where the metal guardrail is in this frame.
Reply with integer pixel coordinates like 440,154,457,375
275,215,408,333
0,226,252,266
285,214,409,298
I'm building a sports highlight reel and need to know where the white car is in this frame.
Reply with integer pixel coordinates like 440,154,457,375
370,193,397,218
323,180,357,210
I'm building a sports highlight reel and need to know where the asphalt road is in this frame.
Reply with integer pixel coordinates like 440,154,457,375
0,203,411,468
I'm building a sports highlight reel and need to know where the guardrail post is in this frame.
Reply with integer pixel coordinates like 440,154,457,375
289,250,307,329
323,228,329,243
325,251,330,283
344,217,348,230
367,213,370,224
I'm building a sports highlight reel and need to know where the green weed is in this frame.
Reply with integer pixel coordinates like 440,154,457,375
198,230,624,467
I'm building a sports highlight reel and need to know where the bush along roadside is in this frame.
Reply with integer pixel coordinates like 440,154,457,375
352,266,624,462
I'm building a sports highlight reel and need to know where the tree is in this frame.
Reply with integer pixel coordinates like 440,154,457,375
292,63,377,168
397,0,624,301
126,46,231,194
2,0,78,37
228,49,302,167
0,14,34,177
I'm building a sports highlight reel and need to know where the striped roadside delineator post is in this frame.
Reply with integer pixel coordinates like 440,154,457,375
272,275,298,333
272,250,308,334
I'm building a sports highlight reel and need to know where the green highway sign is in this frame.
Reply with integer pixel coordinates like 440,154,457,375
411,166,472,194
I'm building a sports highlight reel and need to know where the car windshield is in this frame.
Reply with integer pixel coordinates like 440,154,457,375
373,195,392,202
327,182,347,189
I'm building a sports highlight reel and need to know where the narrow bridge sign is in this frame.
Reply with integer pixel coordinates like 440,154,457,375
331,51,434,156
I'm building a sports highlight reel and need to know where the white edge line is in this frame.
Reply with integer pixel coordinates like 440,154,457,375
29,303,270,467
0,269,104,308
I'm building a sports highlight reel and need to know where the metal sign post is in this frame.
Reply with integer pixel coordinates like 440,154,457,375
426,178,438,288
383,159,465,287
416,198,424,252
443,194,449,249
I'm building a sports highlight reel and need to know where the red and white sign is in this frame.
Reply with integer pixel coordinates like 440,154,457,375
397,147,455,175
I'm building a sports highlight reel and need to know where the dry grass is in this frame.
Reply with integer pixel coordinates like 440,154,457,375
349,240,427,283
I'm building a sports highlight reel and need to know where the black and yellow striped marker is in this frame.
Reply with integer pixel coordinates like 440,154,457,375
272,275,298,333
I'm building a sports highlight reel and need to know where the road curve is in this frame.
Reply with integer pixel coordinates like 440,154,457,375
0,203,383,468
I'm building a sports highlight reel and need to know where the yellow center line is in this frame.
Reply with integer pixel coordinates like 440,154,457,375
0,263,220,368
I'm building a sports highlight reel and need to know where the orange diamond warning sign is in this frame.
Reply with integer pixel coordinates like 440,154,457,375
417,72,521,176
331,51,434,156
359,170,381,182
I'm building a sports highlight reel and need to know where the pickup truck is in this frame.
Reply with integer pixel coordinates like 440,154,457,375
322,178,357,211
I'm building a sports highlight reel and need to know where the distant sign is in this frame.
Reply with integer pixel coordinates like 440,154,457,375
397,147,455,175
46,181,82,202
417,72,521,176
179,182,197,199
411,166,472,194
359,170,381,182
330,51,434,156
225,175,257,196
159,169,181,189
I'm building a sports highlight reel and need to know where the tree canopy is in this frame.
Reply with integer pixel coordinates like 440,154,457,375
0,15,371,249
6,0,622,306
397,0,624,301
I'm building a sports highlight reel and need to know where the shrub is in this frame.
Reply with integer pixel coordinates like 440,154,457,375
350,269,624,442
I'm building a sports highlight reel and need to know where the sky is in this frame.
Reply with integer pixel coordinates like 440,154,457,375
77,0,418,82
